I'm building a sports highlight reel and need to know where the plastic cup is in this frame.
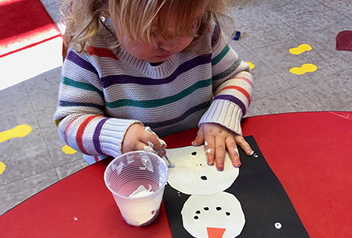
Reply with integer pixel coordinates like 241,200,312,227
104,151,169,226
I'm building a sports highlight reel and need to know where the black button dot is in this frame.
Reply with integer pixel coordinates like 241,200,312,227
196,210,200,214
216,207,222,211
226,212,231,216
194,216,199,220
204,207,209,211
201,176,207,180
191,152,197,155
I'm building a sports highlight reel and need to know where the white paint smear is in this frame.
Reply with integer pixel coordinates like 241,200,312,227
144,126,156,135
148,141,154,148
158,138,166,147
143,145,155,153
140,152,154,172
112,161,124,174
127,154,135,164
250,151,258,157
129,185,154,198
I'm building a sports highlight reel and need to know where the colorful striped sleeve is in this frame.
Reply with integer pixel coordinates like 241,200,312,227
199,28,253,135
54,49,140,159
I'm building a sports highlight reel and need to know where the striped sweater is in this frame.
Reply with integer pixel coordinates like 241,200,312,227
54,20,253,165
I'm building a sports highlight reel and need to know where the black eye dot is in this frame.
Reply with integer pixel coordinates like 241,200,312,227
204,207,209,211
191,152,197,155
216,207,222,211
196,210,201,214
200,176,207,180
226,212,231,216
194,216,199,220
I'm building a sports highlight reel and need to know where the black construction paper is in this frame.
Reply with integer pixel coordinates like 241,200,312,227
163,136,309,238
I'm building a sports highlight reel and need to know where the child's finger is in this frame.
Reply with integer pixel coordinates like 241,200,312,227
122,123,145,153
142,127,166,151
154,138,167,151
226,137,241,167
141,133,162,151
214,137,226,171
204,136,215,166
123,141,151,154
234,135,253,156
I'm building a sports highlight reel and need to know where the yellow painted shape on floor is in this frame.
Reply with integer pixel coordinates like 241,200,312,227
62,145,77,154
290,63,317,75
247,62,255,70
0,124,32,143
289,44,312,55
0,162,6,175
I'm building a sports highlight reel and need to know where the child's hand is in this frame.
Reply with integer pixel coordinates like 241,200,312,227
122,124,167,157
192,123,253,171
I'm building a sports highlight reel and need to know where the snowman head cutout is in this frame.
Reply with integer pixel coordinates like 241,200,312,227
166,145,239,195
181,192,245,238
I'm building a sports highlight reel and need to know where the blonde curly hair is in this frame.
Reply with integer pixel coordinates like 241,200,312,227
61,0,233,53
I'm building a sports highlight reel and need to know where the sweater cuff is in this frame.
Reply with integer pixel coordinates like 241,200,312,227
99,118,142,158
198,100,243,135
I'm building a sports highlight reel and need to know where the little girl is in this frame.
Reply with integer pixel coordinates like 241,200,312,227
54,0,254,171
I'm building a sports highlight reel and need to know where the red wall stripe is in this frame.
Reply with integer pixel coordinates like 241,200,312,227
0,34,62,58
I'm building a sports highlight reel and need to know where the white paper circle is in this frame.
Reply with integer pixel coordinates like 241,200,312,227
166,146,239,195
181,192,245,238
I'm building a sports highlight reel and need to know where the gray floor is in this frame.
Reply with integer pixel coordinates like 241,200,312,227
1,0,351,215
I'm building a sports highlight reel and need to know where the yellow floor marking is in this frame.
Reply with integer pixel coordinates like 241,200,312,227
0,162,5,175
62,145,77,154
0,124,32,143
247,62,255,70
289,44,312,55
290,63,317,75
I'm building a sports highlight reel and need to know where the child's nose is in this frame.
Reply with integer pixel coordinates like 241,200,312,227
158,38,177,51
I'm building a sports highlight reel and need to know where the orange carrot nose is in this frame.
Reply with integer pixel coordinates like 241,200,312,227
206,227,226,238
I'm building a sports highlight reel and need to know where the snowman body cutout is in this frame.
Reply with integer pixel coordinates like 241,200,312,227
166,146,245,238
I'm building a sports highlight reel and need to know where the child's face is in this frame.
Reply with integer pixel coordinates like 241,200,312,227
120,34,194,63
116,17,198,63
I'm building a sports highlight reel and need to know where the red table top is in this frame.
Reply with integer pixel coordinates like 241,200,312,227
1,112,352,237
